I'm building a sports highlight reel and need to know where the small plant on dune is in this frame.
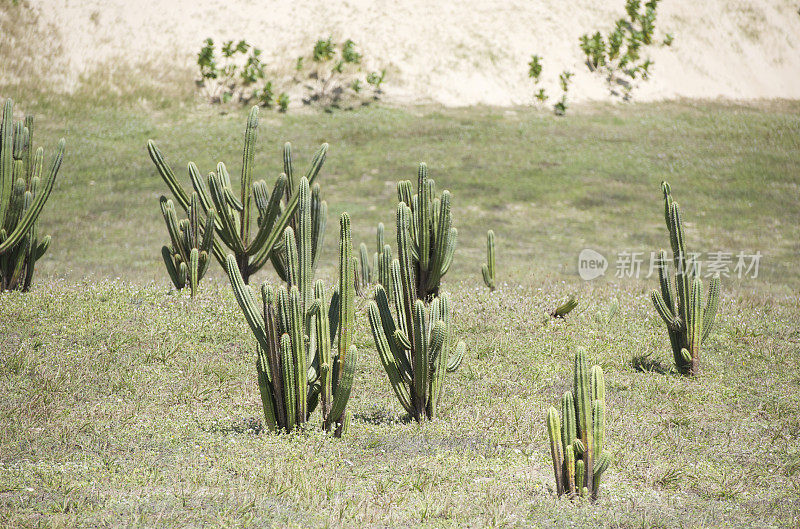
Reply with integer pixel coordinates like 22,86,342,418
481,229,496,291
528,55,548,105
650,181,720,376
546,349,610,501
367,163,465,421
296,37,386,110
550,295,578,319
159,193,216,298
579,0,671,100
227,180,358,436
553,71,573,116
148,106,328,284
197,38,274,105
0,99,65,292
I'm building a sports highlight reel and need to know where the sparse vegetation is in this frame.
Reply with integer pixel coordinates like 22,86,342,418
195,37,385,111
579,0,671,100
553,70,573,116
1,97,799,527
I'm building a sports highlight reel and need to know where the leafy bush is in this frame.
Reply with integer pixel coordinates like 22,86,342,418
196,38,271,104
578,0,671,100
196,37,386,111
296,37,385,109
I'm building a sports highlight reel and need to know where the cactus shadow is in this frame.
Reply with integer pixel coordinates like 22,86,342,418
204,417,264,435
629,355,672,375
354,408,413,425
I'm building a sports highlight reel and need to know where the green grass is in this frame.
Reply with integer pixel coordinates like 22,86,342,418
1,94,800,527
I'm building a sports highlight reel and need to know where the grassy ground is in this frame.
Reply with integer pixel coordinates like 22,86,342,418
1,93,799,527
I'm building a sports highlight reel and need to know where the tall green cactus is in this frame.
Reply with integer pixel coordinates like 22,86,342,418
0,99,65,292
650,181,720,375
160,193,216,297
148,106,327,284
481,229,495,290
546,350,610,501
367,196,465,420
396,162,457,302
226,177,357,436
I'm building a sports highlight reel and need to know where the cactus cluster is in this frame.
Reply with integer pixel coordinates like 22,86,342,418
546,350,610,501
227,177,357,436
160,193,216,297
396,163,457,302
356,222,393,299
367,163,465,420
481,229,495,290
148,106,328,284
650,182,720,376
0,99,65,292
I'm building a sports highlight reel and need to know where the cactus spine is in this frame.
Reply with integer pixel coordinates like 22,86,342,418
367,164,464,420
226,177,357,436
481,229,495,290
160,193,216,297
650,182,720,375
0,99,65,292
546,350,609,501
148,106,327,284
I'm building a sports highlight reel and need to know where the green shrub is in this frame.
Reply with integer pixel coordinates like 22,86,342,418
578,0,671,100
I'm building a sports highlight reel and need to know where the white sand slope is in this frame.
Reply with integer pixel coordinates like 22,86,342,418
24,0,800,105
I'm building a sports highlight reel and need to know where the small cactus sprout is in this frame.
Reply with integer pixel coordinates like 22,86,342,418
546,350,609,501
650,181,720,375
148,106,328,284
551,295,578,318
226,178,357,436
160,193,216,297
355,222,394,299
0,99,65,291
481,230,496,290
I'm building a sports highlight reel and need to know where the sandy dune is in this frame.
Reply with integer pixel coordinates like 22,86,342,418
22,0,800,105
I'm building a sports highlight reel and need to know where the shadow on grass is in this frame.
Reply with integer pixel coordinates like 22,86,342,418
630,354,672,375
354,407,413,425
205,417,264,435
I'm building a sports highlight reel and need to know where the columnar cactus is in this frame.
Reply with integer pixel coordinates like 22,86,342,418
148,106,327,284
160,192,216,297
396,162,457,302
546,350,610,501
356,222,394,299
226,177,357,436
0,99,65,292
367,198,465,421
481,229,495,290
650,182,720,375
